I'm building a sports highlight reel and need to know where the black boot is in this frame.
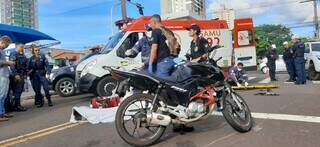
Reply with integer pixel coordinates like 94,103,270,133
173,124,194,134
14,101,27,112
47,97,53,107
37,99,44,108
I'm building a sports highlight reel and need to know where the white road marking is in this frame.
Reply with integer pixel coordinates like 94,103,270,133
248,77,256,80
212,112,320,123
258,77,271,84
312,81,320,84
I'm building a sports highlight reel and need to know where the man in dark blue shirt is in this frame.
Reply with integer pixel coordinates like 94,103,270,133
291,35,306,85
283,41,296,82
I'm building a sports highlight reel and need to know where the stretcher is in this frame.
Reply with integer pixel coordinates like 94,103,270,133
232,84,280,96
231,84,279,90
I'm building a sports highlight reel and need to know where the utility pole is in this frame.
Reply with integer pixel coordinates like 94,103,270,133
313,0,319,38
301,0,319,39
121,0,127,20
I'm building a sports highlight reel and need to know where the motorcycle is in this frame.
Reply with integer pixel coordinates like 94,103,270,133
107,46,253,146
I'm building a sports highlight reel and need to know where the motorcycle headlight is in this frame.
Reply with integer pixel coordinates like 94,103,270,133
81,59,97,77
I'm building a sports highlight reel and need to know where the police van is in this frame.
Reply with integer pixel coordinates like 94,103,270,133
76,16,257,96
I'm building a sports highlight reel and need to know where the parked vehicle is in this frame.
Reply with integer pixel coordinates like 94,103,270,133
305,42,320,80
110,46,253,146
76,16,257,97
48,49,100,97
258,55,286,74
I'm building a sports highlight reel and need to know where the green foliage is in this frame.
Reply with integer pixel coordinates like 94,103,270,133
255,24,292,57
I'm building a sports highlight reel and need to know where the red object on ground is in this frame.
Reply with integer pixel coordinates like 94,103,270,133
90,96,121,109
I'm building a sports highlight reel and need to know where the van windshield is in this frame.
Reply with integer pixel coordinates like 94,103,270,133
312,43,320,52
100,32,125,54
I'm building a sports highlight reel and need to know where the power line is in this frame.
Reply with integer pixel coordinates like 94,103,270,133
48,0,115,16
209,0,302,14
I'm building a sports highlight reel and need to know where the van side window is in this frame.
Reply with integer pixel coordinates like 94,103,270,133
305,44,310,53
116,32,139,58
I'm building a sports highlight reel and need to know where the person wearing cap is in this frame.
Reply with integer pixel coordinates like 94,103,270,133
291,35,306,85
283,41,296,82
0,36,15,121
186,24,209,62
265,44,279,81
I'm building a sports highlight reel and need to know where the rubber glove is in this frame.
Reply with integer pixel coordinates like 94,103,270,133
148,64,153,74
236,82,242,87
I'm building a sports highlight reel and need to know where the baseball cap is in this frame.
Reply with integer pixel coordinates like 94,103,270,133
186,24,201,35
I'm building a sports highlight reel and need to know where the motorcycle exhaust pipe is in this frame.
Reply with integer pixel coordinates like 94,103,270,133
147,113,171,126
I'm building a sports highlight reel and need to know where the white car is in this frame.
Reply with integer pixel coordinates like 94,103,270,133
305,42,320,80
258,55,287,74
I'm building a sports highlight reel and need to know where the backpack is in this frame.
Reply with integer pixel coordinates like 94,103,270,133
159,26,181,56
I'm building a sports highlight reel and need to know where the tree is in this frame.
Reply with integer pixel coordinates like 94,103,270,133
255,24,292,57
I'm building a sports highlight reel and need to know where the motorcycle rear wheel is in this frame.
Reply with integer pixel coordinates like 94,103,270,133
222,91,253,132
115,94,166,147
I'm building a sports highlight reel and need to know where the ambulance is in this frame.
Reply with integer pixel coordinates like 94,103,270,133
76,16,256,96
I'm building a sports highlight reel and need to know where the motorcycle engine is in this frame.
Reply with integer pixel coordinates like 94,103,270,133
186,99,207,118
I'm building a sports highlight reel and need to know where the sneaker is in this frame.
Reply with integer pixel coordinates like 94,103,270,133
0,116,9,122
4,113,13,118
285,79,295,83
14,106,27,112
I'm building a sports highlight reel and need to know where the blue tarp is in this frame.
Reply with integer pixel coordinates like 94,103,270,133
0,24,56,43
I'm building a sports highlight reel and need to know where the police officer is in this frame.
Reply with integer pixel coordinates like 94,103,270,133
291,35,306,85
9,43,28,111
283,41,296,82
266,44,279,81
186,24,209,62
28,45,53,107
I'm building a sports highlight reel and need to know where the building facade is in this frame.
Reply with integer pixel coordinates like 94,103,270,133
215,8,235,29
161,0,206,20
0,0,38,29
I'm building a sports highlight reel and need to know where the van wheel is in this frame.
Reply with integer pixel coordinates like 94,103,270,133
55,77,76,97
96,76,117,97
309,63,320,80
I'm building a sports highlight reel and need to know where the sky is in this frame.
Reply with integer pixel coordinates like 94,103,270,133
38,0,316,50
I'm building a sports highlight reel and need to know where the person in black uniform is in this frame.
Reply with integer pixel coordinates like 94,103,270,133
291,35,306,85
282,41,296,82
186,24,209,62
266,44,279,81
28,45,53,107
9,43,28,111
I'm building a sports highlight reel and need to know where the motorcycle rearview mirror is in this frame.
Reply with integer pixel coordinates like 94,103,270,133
207,45,223,53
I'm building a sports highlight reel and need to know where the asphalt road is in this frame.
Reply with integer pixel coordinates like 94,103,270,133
1,73,320,147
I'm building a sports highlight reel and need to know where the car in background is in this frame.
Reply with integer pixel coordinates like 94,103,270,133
48,49,101,97
258,55,286,74
305,42,320,80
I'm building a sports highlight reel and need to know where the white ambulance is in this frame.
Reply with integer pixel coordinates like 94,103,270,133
76,16,257,96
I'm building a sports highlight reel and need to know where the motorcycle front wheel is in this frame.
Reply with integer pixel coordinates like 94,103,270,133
222,91,253,132
115,93,166,147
